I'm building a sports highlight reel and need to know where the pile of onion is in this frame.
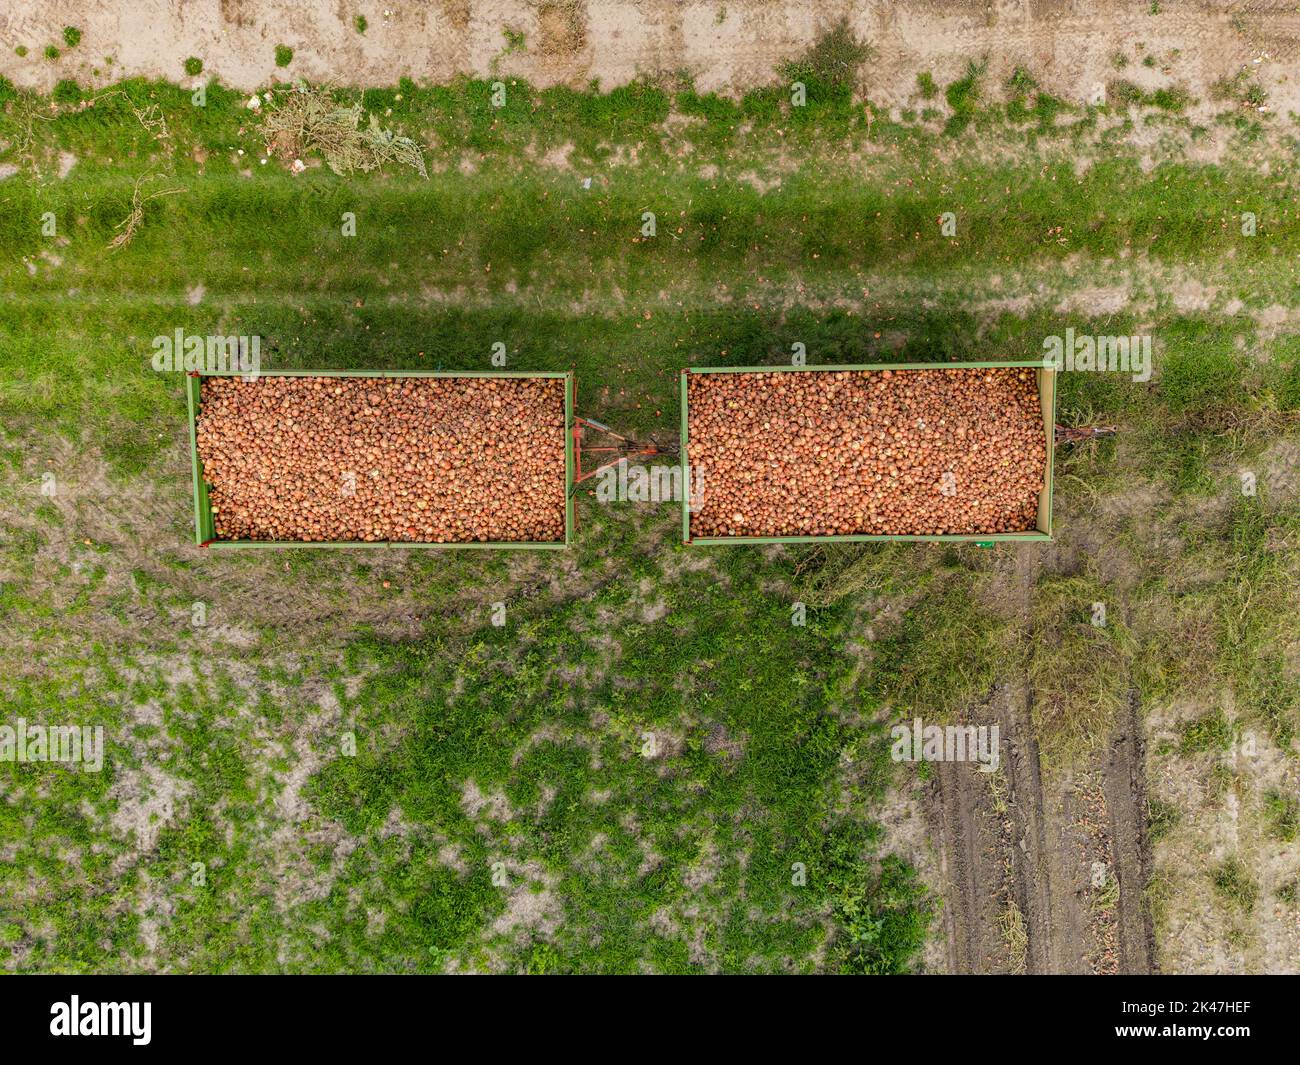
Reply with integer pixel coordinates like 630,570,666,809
197,376,567,543
687,367,1046,537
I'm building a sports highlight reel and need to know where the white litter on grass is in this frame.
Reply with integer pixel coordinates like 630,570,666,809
246,95,261,110
291,158,306,174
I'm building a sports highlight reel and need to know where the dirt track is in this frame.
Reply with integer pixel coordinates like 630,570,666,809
4,0,1300,120
925,547,1155,974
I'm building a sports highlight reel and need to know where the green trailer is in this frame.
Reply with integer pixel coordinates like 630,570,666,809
186,369,575,549
679,360,1057,545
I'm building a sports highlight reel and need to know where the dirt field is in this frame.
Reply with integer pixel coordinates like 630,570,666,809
5,0,1300,121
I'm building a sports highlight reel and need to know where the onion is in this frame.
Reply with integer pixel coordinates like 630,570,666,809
688,368,1046,537
197,376,567,543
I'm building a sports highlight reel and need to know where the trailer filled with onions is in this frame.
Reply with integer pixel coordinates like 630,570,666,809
679,361,1057,544
186,370,575,549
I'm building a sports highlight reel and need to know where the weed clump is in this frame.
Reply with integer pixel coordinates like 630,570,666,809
944,60,986,134
1264,789,1299,843
1108,79,1191,112
1146,797,1180,843
834,855,933,974
52,80,82,106
1178,708,1233,754
1211,70,1267,110
1028,576,1132,769
1211,856,1258,915
263,82,428,178
779,19,871,104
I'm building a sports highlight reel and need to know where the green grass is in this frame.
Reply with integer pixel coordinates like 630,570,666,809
274,45,294,68
7,155,1300,302
297,545,913,972
1178,709,1234,754
1264,789,1299,843
1146,798,1180,843
1212,856,1258,915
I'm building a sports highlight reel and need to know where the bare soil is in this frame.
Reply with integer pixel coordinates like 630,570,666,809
5,0,1300,125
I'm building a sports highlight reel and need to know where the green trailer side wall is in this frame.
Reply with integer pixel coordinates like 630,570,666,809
186,374,216,543
679,369,691,545
1038,364,1056,538
564,373,575,546
681,360,1057,545
188,369,574,550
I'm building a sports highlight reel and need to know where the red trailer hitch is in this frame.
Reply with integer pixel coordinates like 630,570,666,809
1054,424,1118,443
572,416,679,486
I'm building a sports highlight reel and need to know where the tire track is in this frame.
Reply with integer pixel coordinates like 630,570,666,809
1102,688,1157,973
923,543,1157,974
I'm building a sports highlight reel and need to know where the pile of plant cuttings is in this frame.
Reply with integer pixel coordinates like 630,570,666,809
261,81,428,178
